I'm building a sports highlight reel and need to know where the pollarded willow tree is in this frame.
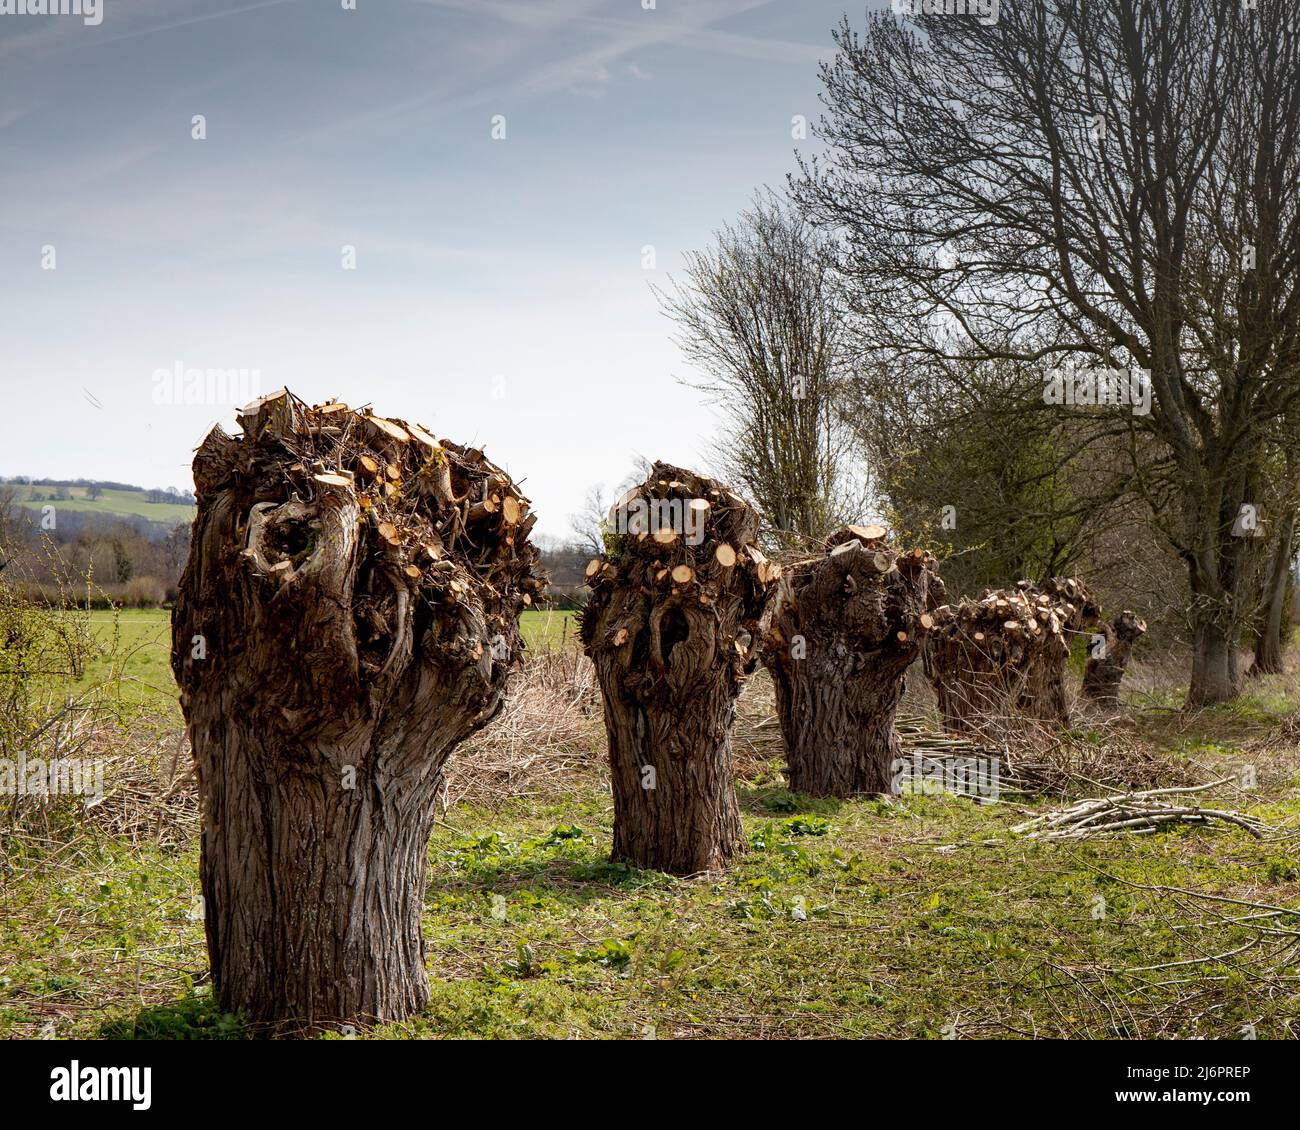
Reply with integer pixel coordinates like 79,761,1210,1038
797,0,1300,704
579,462,780,875
171,390,544,1031
761,525,942,797
1082,609,1148,706
1014,577,1102,723
926,577,1099,738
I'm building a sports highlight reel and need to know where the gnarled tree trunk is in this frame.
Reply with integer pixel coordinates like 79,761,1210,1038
761,525,941,796
1252,509,1297,676
1082,610,1147,706
579,463,777,875
1188,611,1242,705
171,390,543,1033
925,576,1098,740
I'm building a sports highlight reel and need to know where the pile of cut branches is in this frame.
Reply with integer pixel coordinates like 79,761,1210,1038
1012,782,1272,841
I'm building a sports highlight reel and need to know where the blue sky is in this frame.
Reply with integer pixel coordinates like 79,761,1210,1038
0,0,871,537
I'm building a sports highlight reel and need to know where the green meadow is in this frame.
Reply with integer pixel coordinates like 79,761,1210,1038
2,609,1297,1040
14,485,195,527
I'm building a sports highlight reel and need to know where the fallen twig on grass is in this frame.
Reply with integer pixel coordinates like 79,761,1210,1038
1011,782,1272,841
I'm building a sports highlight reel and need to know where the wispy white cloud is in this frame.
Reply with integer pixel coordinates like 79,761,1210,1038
1,0,845,534
350,0,817,133
95,0,299,45
0,0,300,57
415,0,607,32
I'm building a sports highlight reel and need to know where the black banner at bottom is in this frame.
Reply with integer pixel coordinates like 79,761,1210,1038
0,1037,1288,1117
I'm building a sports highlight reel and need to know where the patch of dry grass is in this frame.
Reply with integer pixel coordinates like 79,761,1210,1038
449,646,606,809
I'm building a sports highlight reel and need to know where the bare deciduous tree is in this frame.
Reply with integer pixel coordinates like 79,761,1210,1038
656,190,859,548
569,484,613,557
568,459,653,557
797,1,1300,704
1250,450,1299,674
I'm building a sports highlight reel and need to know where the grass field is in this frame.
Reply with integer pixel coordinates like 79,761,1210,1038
14,485,195,526
2,612,1298,1040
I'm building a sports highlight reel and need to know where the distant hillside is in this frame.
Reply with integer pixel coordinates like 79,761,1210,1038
6,479,196,527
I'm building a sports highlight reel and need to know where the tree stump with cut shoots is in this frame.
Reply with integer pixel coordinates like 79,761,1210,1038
579,462,779,875
761,526,943,796
925,576,1099,739
171,389,544,1032
1081,609,1147,707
